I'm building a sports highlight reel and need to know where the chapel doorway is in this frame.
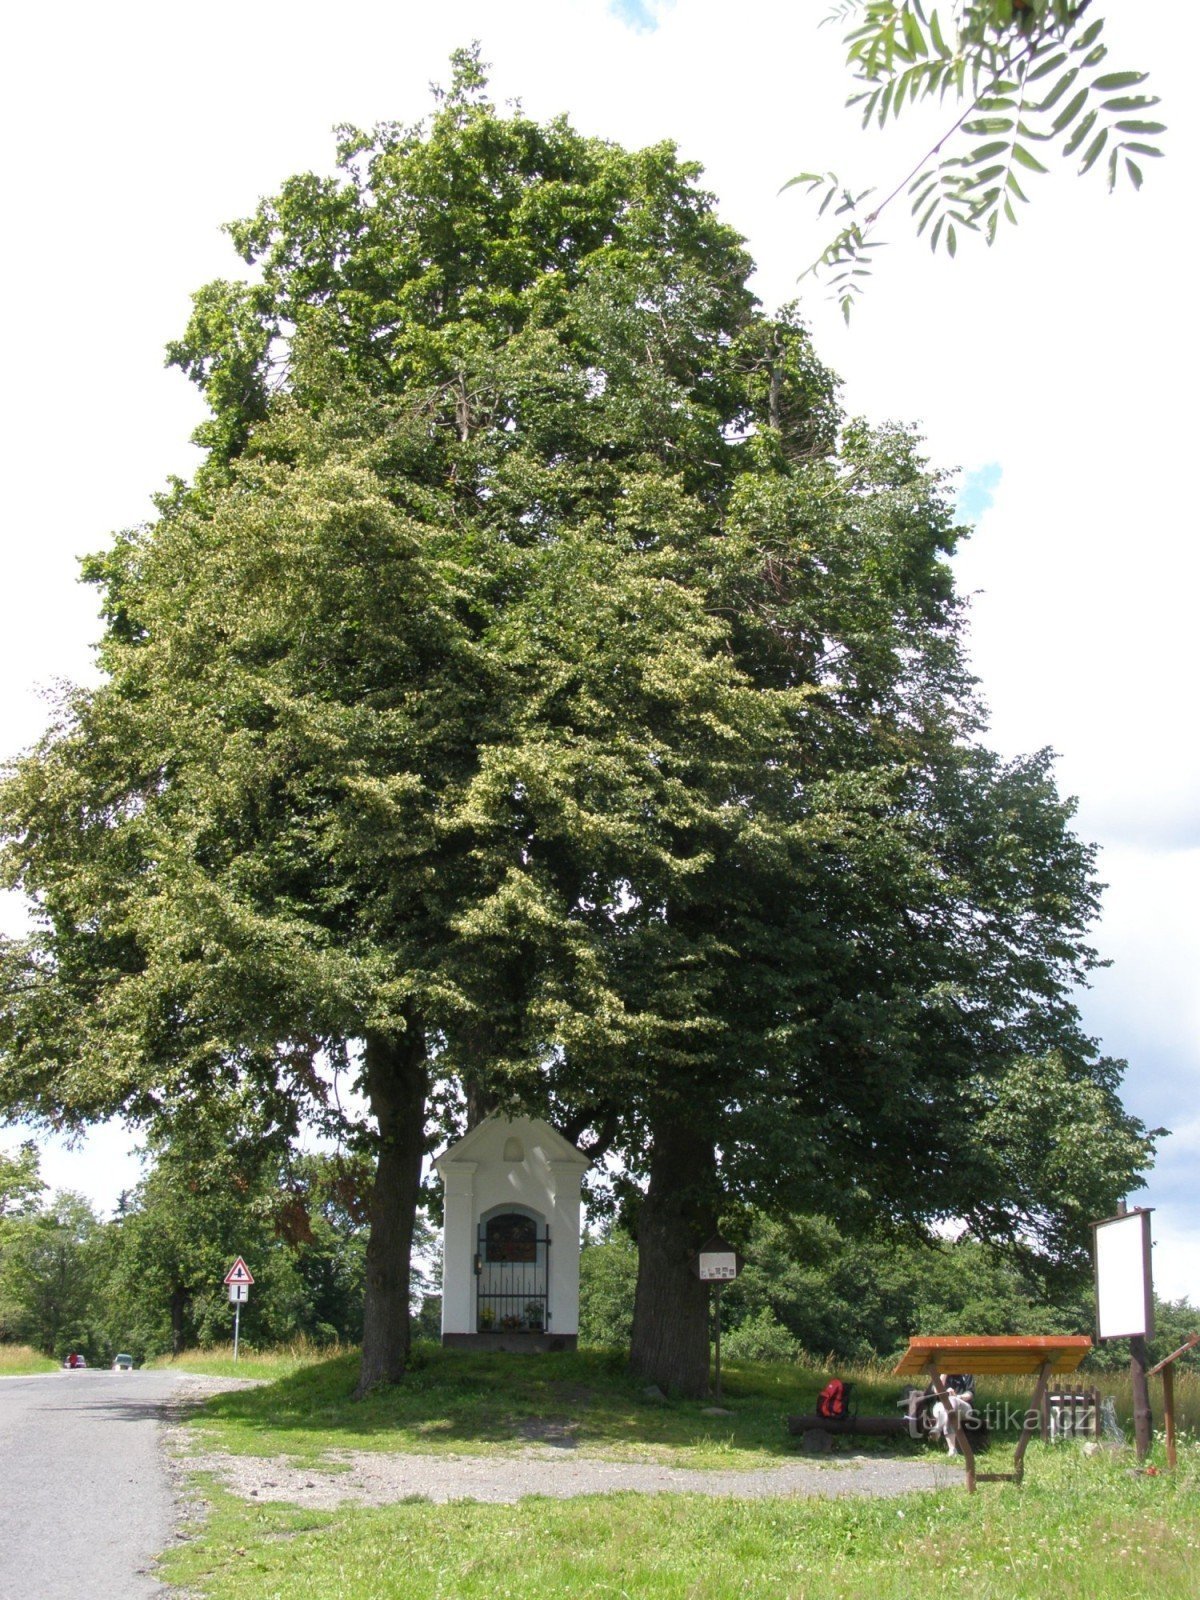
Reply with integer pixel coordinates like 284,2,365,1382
476,1207,550,1333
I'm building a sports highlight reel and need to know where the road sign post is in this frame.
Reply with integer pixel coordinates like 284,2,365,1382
691,1236,745,1405
223,1258,255,1363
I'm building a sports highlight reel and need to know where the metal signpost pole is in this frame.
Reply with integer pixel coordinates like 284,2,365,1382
233,1297,241,1364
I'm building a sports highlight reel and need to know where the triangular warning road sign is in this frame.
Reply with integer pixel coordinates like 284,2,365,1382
224,1256,255,1286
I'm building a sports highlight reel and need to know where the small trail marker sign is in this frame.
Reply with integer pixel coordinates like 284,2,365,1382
224,1257,255,1287
692,1235,744,1283
697,1249,740,1282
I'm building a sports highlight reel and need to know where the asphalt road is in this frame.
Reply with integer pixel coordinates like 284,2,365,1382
0,1368,186,1600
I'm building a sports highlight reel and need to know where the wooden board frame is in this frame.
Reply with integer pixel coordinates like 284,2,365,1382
1092,1209,1154,1341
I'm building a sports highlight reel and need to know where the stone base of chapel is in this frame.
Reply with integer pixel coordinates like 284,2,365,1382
441,1331,578,1353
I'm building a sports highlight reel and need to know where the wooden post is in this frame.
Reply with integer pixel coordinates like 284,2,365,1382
1161,1362,1176,1471
1148,1333,1197,1471
1013,1361,1054,1483
1129,1334,1153,1463
713,1284,723,1405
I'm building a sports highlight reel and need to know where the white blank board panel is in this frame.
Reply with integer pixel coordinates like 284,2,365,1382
1094,1211,1153,1340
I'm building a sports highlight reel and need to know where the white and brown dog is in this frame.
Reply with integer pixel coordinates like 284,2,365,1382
928,1379,974,1455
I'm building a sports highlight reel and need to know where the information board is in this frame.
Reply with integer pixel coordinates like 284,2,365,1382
1094,1209,1154,1340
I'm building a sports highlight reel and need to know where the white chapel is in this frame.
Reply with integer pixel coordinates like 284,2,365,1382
434,1115,591,1350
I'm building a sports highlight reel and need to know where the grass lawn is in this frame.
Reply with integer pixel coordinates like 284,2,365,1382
0,1343,59,1375
171,1344,937,1469
148,1342,329,1384
161,1346,1200,1597
163,1444,1200,1600
170,1343,1200,1471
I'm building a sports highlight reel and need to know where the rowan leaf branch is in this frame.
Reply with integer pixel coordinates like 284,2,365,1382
787,1,1165,318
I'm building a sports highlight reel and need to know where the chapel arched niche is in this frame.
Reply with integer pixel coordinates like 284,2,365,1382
476,1203,549,1332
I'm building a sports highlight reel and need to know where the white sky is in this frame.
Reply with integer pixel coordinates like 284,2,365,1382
2,0,1196,1302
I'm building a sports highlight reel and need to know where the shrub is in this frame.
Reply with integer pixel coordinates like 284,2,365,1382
722,1308,800,1363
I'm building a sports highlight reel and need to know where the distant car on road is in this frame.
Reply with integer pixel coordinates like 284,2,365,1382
111,1353,134,1371
63,1353,87,1369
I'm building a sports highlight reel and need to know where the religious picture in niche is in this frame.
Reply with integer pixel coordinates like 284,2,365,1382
485,1212,537,1263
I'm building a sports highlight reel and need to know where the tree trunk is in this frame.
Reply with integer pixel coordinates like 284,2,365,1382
356,1018,428,1396
628,1118,718,1398
463,1071,499,1132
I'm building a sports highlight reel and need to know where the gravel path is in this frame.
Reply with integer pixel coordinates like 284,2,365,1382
167,1382,963,1508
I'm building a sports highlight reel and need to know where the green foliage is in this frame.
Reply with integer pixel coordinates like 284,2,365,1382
0,1133,373,1363
0,45,764,1126
579,1230,639,1349
580,1209,1199,1371
0,1141,43,1218
790,3,1165,316
719,1307,802,1363
0,1187,104,1359
726,1213,1090,1362
1085,1295,1200,1375
100,1138,373,1361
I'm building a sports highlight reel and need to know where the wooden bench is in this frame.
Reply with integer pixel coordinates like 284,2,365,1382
1041,1387,1100,1441
894,1335,1093,1492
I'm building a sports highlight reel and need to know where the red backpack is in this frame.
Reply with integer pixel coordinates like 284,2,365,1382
817,1379,848,1418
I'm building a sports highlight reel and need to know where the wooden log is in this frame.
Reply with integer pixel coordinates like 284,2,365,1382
787,1413,910,1437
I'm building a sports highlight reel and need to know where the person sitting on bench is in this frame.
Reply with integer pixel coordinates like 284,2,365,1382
940,1373,975,1405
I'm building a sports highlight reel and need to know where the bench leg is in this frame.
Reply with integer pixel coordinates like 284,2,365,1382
928,1363,977,1493
1013,1361,1053,1483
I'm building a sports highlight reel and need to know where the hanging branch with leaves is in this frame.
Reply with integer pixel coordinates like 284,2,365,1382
788,1,1165,319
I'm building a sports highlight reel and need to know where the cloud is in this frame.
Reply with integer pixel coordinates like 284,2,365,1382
608,0,669,32
1144,1211,1200,1305
0,1122,147,1218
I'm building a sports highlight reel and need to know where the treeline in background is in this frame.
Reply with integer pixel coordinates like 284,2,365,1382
0,1138,410,1364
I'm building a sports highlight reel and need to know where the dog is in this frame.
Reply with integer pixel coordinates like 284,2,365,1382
928,1389,973,1455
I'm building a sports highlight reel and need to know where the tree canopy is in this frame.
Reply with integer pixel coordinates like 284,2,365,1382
0,48,1156,1395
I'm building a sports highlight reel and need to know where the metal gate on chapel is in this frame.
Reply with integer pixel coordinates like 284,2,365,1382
475,1211,550,1332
